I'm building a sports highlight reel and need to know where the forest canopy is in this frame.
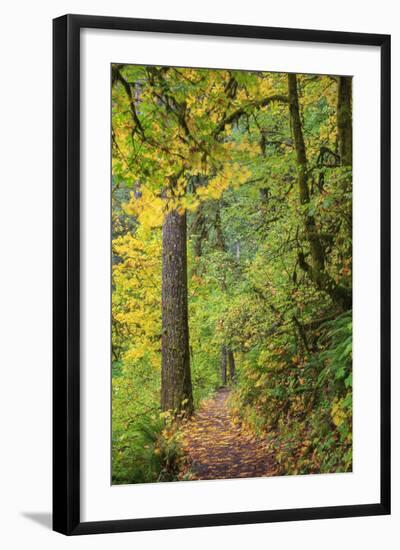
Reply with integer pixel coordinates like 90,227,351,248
111,65,352,484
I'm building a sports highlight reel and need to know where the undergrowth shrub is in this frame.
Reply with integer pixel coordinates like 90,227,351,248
231,311,352,475
112,412,184,484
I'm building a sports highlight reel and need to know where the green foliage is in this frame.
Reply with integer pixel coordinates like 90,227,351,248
112,411,184,484
111,65,352,482
231,312,352,474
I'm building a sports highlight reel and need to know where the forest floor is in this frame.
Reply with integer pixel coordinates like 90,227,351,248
179,388,278,480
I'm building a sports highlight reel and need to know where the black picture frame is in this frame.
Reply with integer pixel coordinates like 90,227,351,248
53,14,391,536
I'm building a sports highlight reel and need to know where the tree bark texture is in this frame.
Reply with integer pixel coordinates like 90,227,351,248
161,209,194,415
215,205,234,385
337,76,352,166
288,74,351,311
191,204,207,259
215,206,226,254
220,345,227,386
227,350,236,382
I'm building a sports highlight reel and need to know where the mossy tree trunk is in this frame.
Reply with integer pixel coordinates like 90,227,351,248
337,76,352,166
215,205,233,385
190,203,207,277
227,349,235,382
220,345,227,386
288,73,351,311
161,209,194,415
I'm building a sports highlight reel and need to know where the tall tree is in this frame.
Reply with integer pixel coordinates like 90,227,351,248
220,346,227,386
191,207,207,260
288,73,351,311
214,204,232,385
161,209,194,414
337,76,352,166
227,349,236,382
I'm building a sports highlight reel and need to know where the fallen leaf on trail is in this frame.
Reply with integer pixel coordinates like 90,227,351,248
179,388,278,481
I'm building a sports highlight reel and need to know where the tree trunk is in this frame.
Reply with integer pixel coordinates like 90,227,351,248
337,76,352,166
216,205,232,386
227,350,235,382
191,204,207,260
220,345,227,386
214,205,226,253
161,209,194,415
288,73,351,311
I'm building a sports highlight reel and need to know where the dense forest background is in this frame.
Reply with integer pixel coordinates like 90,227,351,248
111,65,352,484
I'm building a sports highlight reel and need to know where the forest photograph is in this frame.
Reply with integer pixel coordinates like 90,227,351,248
111,64,352,485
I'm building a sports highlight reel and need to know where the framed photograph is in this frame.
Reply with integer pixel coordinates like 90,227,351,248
53,14,390,535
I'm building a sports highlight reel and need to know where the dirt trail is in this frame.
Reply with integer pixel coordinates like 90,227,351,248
180,388,277,480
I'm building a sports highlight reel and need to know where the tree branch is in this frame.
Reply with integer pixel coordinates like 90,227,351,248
213,94,289,137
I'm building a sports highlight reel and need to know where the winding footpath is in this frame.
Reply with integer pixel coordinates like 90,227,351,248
180,388,277,480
